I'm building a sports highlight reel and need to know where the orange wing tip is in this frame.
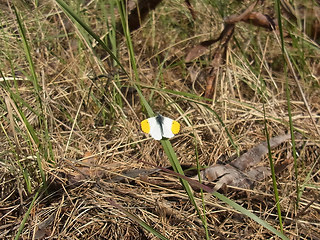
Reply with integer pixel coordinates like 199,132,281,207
171,121,180,134
141,119,150,134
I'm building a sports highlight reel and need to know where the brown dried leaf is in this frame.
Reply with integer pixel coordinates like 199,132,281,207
34,212,55,239
241,12,276,30
185,39,217,62
195,134,291,190
231,134,291,171
224,1,275,30
199,164,253,191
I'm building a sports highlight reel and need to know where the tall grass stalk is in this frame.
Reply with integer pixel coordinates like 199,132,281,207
274,0,300,207
14,189,40,240
263,105,283,233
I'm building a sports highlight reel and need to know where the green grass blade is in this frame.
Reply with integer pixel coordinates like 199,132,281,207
263,105,283,233
275,0,300,207
14,189,40,240
115,0,140,83
13,6,40,97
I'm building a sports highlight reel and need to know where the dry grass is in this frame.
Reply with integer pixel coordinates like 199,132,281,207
0,0,320,239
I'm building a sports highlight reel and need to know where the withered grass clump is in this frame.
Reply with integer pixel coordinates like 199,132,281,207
0,0,320,239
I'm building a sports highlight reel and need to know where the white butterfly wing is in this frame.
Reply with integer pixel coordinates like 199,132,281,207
161,117,175,139
147,117,163,140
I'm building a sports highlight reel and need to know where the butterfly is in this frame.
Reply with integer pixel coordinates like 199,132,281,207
141,114,180,140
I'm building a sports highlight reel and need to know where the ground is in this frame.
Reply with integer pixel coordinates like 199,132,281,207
0,0,320,239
